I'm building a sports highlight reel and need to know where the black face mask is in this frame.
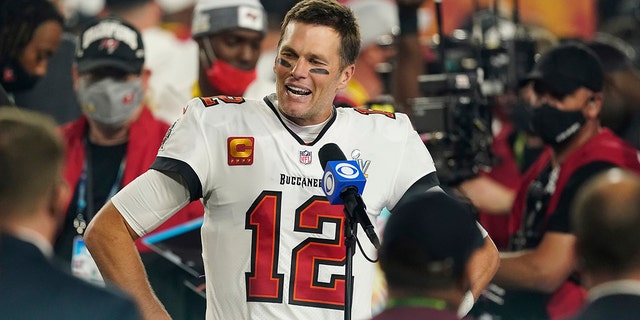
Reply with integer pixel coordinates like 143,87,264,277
0,59,41,93
530,103,585,148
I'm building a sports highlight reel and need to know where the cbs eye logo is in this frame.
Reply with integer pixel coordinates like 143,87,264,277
322,162,359,196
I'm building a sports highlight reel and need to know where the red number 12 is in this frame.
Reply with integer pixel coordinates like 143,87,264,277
245,192,346,309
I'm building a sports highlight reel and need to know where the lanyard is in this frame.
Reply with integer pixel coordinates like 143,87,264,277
386,296,448,311
73,137,126,235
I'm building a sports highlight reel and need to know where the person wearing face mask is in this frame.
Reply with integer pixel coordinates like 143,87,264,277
53,17,203,317
99,0,200,126
473,43,640,320
0,0,64,106
190,0,274,102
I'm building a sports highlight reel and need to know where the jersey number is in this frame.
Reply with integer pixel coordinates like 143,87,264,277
245,191,346,310
200,95,245,107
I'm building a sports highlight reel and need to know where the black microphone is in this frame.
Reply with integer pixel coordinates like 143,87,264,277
319,143,380,249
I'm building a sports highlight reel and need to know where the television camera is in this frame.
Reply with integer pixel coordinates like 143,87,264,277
411,0,537,186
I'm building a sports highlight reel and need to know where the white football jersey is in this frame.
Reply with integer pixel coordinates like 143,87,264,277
149,94,436,320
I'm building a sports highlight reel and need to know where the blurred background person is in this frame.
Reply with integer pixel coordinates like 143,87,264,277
373,190,484,320
586,36,640,149
156,0,196,42
10,0,82,125
53,17,203,318
571,168,640,320
449,13,556,251
476,43,640,320
0,107,141,320
0,0,63,106
100,0,199,124
191,0,274,100
335,0,398,110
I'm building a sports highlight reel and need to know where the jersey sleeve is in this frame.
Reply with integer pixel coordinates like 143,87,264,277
151,98,211,201
387,114,437,209
113,170,193,236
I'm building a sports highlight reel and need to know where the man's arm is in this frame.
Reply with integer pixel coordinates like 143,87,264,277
457,175,516,215
468,235,500,298
493,232,577,293
85,170,193,320
84,202,170,320
492,162,615,292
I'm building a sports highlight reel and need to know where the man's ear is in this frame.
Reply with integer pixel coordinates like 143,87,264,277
141,68,152,92
49,180,70,222
336,64,355,91
585,92,603,119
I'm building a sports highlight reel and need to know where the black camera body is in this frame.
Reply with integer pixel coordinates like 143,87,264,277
411,25,536,186
412,71,493,186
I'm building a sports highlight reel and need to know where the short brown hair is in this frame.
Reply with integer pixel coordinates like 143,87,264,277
278,0,361,70
0,107,64,216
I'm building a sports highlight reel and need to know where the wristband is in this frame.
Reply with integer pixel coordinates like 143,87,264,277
457,290,475,317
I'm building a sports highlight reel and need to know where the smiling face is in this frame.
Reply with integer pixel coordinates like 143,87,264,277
274,22,354,126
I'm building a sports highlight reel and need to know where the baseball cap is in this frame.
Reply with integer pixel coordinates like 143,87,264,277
380,190,484,287
522,43,604,97
191,0,266,39
76,18,145,74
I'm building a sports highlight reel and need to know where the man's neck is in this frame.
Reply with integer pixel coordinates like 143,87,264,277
4,218,56,257
586,271,640,289
88,123,129,146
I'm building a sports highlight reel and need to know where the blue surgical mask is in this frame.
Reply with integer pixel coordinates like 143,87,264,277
78,77,143,126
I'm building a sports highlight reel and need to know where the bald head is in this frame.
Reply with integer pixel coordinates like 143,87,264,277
571,168,640,276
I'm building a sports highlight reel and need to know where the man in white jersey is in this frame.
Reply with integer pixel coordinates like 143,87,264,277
84,1,499,319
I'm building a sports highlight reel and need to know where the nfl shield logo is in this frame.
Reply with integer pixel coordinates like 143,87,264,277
299,150,312,165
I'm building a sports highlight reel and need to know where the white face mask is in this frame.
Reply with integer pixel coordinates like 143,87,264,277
78,77,143,126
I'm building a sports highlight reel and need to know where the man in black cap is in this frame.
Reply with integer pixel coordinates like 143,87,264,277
53,16,203,314
99,0,199,124
373,190,484,320
476,43,640,319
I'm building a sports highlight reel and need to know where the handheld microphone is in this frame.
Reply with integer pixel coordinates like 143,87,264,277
319,143,380,249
